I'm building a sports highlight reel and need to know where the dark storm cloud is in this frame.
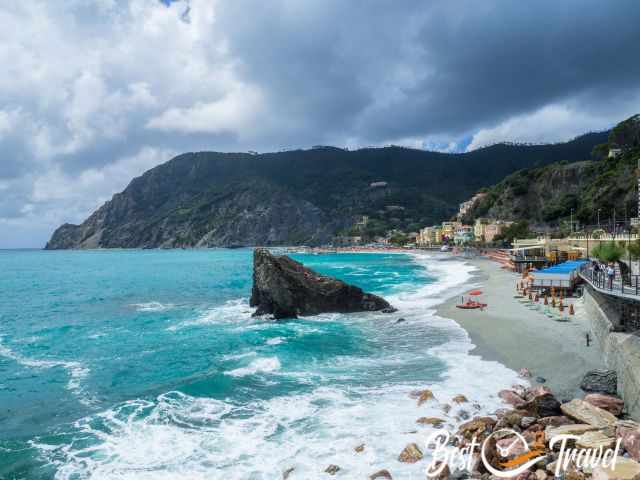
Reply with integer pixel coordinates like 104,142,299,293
2,0,640,248
216,0,640,143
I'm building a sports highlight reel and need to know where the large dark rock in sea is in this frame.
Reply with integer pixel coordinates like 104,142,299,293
250,248,394,319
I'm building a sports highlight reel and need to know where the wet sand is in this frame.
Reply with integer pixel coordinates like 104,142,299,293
437,256,606,399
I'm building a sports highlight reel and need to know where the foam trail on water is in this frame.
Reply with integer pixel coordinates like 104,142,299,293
130,301,175,312
33,252,523,479
225,357,281,377
0,336,92,406
168,299,253,331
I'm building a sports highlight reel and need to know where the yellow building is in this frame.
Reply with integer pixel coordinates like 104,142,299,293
441,221,460,241
417,226,443,246
474,218,488,242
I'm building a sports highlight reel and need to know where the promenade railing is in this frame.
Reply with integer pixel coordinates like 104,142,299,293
580,264,640,298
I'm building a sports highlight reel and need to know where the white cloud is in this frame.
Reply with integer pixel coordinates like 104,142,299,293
147,84,263,135
466,98,640,151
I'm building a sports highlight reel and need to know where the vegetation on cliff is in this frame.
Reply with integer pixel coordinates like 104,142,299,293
465,115,640,232
46,132,607,249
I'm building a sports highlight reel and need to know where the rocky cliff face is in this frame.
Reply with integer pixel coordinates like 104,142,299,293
250,248,393,319
47,179,341,248
46,134,607,249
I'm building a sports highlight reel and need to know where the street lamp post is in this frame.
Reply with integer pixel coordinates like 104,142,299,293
570,208,574,234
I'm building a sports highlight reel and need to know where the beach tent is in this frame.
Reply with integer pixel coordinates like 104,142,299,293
529,260,588,290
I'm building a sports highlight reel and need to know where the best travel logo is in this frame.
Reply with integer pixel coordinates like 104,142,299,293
425,428,622,478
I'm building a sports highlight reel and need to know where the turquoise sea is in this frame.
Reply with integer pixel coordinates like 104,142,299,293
0,249,518,479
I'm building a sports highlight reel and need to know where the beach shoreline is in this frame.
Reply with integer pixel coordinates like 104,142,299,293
435,255,606,399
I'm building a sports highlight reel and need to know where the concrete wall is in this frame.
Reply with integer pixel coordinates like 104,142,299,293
584,287,640,419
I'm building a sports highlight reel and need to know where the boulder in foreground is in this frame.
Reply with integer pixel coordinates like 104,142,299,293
250,248,394,319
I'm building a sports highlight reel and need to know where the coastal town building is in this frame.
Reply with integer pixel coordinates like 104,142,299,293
454,225,475,245
474,218,489,242
355,215,369,229
441,221,461,242
417,226,442,246
608,147,622,158
484,220,511,243
457,192,487,220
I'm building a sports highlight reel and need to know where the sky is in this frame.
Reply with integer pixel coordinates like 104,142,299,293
1,0,640,248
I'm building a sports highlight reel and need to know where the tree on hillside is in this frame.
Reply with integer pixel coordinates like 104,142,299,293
592,241,625,263
494,220,534,246
592,241,630,284
627,239,640,276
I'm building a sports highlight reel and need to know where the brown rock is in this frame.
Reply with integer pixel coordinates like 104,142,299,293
458,417,496,441
427,461,450,480
325,465,340,475
617,421,640,461
584,393,625,416
355,443,365,453
369,470,392,480
537,416,573,427
545,423,598,442
565,468,586,480
398,443,423,463
576,430,616,449
592,457,640,480
561,399,618,428
513,472,531,480
497,436,529,458
520,368,533,377
535,469,548,480
417,417,446,426
452,394,468,404
519,392,561,418
499,389,526,407
526,385,553,401
410,389,436,406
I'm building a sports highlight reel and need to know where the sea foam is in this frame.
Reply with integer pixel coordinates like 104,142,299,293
34,252,523,479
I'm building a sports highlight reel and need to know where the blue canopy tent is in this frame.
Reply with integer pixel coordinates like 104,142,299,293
530,260,589,291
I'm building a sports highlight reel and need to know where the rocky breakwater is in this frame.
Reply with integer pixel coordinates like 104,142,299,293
279,380,640,479
440,385,640,480
250,248,395,319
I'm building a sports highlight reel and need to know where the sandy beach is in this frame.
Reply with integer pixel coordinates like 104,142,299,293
437,256,606,399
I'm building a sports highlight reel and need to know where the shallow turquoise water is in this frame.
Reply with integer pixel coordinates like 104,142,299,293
0,249,495,479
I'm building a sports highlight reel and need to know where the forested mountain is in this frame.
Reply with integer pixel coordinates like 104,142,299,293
464,115,640,231
46,131,608,248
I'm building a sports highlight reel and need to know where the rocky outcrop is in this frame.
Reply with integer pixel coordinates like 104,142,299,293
250,248,393,319
584,393,625,416
46,133,607,249
397,443,423,463
581,369,618,395
560,399,617,428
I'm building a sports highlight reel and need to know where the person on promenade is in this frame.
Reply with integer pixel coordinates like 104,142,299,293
606,263,615,289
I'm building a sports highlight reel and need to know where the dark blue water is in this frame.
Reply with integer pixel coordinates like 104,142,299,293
0,249,512,479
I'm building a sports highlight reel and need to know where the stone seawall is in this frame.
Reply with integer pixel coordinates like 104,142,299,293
583,286,640,419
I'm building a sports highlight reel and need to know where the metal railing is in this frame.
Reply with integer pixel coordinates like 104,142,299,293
580,264,640,297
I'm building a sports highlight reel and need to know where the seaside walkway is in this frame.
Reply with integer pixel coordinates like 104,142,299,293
579,265,640,302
